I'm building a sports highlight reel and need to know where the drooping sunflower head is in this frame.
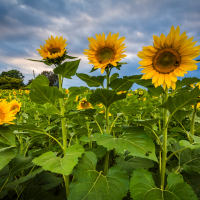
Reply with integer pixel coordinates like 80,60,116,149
0,100,16,125
77,99,92,110
138,26,200,90
37,36,67,61
84,32,127,73
8,99,21,115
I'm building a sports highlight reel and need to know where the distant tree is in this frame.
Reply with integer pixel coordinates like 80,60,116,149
40,71,58,87
26,79,33,86
0,70,25,86
0,76,22,89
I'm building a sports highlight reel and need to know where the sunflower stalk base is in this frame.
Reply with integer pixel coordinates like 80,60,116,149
161,88,168,190
58,74,69,198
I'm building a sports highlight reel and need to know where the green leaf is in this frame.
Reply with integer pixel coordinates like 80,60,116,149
130,169,197,200
26,59,52,66
97,126,157,162
68,86,88,102
4,167,43,189
64,55,78,59
69,152,129,200
32,145,84,176
0,126,16,146
146,85,164,96
89,66,98,73
76,73,105,87
159,88,200,116
175,77,200,92
78,109,96,119
11,124,44,135
108,78,134,92
33,75,49,86
116,155,154,175
53,59,80,78
121,106,140,115
110,73,119,82
132,119,158,130
89,89,126,108
173,110,191,124
0,147,17,171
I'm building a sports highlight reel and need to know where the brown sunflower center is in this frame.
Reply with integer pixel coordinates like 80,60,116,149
49,47,61,55
10,105,18,111
0,109,5,121
153,48,181,74
96,47,115,64
81,100,90,109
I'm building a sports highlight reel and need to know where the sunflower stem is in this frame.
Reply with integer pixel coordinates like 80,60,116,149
190,103,197,136
104,67,110,175
58,74,69,198
161,88,168,190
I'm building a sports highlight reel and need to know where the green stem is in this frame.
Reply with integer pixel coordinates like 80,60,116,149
190,103,197,136
58,74,69,198
161,88,168,190
104,67,110,175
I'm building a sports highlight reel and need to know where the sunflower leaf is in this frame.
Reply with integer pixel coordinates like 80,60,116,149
130,169,197,200
53,59,81,79
76,73,105,87
108,78,134,92
32,145,84,176
97,126,158,162
69,152,129,200
0,126,16,146
29,75,64,108
89,89,126,108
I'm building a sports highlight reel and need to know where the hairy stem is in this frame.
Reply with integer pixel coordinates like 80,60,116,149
161,88,168,190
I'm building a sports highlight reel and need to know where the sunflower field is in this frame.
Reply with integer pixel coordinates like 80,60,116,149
1,26,200,200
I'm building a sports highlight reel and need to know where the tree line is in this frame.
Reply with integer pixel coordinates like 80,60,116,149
0,70,58,89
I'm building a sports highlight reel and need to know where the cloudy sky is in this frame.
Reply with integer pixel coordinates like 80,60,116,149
0,0,200,89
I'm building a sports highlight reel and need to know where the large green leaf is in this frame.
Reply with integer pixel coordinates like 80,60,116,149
146,85,164,96
0,126,16,146
4,167,43,190
69,152,129,200
159,87,200,116
53,59,80,78
97,126,157,162
67,86,88,102
30,75,64,108
130,169,197,200
89,89,126,108
175,77,200,92
108,78,134,92
0,147,17,171
116,154,155,175
110,73,119,82
76,73,105,87
32,145,84,176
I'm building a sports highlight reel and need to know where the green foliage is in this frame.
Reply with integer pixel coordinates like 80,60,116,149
130,169,197,200
89,89,126,108
69,152,129,200
97,126,158,162
53,59,80,78
76,73,105,87
32,145,85,175
0,75,23,89
0,69,24,81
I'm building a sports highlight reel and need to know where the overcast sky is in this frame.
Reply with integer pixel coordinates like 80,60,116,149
0,0,200,89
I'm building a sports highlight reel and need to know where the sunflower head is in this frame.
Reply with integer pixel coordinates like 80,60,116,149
0,100,16,125
138,26,200,90
8,99,21,114
77,99,92,110
37,35,68,64
84,32,127,74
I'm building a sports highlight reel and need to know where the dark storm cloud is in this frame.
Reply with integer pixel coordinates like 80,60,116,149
0,0,200,88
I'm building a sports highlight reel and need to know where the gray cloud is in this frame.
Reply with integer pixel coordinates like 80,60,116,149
0,0,200,89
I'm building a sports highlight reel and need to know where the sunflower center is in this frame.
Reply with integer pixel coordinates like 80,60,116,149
153,48,181,74
81,100,90,108
0,109,5,121
10,105,18,111
96,47,115,64
49,47,61,55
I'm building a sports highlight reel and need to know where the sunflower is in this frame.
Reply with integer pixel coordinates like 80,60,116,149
0,100,16,125
77,99,92,110
138,26,200,90
8,99,21,115
84,32,127,74
37,36,67,60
